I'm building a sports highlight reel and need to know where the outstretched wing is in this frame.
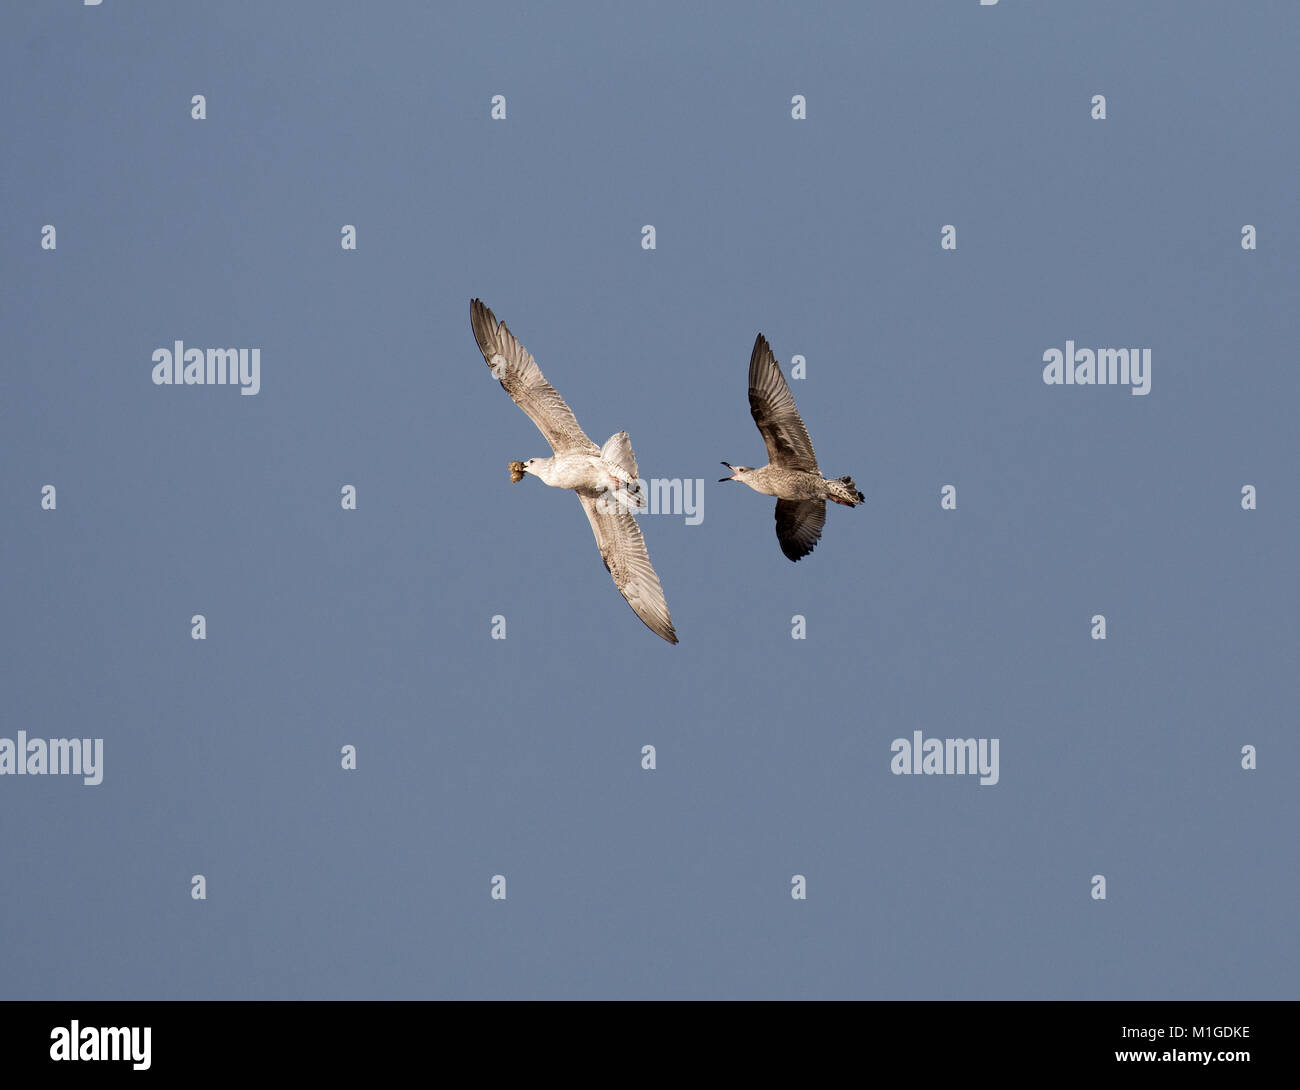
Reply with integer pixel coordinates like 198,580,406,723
470,299,599,455
773,498,826,562
578,494,678,644
748,333,818,472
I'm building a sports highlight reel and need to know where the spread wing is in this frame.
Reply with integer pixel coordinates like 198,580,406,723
578,494,678,644
774,498,826,562
470,299,599,455
748,333,818,472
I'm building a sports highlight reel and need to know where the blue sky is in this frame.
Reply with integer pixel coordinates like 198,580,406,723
1,1,1296,998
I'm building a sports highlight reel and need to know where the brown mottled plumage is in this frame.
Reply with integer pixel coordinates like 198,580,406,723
721,333,863,562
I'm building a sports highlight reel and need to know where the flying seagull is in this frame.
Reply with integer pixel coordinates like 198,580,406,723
469,299,678,644
720,333,864,561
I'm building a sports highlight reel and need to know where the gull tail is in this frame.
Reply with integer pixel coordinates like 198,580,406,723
826,476,864,507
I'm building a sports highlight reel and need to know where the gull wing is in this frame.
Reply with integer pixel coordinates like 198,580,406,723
747,333,819,472
773,498,826,562
578,494,678,644
470,299,599,456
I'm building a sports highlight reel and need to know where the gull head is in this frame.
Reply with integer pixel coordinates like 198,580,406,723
718,461,749,482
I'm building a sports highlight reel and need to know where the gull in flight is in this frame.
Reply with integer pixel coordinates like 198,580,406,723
469,299,678,644
720,333,864,561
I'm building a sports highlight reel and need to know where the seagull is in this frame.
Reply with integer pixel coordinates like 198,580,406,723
469,299,678,644
720,333,864,561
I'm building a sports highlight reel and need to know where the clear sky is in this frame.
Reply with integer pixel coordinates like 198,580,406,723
2,0,1296,999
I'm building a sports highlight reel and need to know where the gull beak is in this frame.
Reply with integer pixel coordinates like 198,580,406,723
718,461,734,482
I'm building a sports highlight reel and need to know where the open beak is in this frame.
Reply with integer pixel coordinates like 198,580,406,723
718,461,734,482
